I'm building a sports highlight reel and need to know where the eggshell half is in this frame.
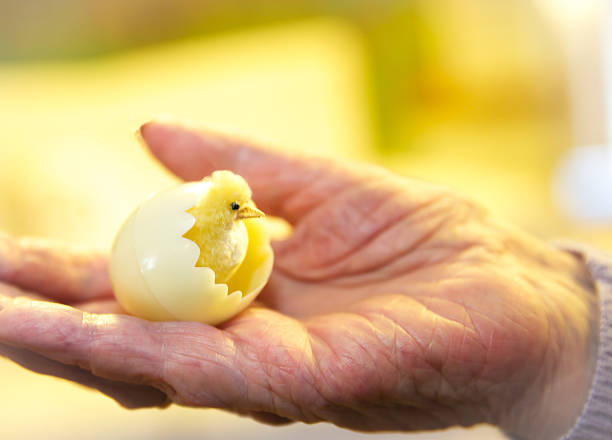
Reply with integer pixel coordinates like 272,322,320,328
109,181,274,325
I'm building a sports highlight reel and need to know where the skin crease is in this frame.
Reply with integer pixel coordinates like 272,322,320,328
0,122,600,439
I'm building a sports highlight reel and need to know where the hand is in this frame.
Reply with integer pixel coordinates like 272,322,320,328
0,122,599,439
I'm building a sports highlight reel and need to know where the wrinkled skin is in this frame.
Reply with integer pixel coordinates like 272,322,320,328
0,122,600,439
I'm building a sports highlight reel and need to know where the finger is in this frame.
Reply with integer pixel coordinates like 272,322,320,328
139,121,379,223
0,298,322,422
0,232,112,302
0,343,168,409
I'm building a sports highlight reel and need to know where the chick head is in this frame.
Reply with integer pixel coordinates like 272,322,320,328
206,170,263,223
183,170,264,284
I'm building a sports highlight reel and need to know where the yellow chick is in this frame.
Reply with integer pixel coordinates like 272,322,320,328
183,170,264,283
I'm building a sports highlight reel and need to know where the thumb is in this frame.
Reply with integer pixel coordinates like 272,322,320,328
139,121,374,224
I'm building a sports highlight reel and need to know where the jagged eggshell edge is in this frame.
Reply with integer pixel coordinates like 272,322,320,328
110,181,274,325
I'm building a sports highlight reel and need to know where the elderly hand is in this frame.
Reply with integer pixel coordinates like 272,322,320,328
0,122,599,439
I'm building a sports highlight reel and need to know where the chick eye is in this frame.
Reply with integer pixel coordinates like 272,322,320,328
230,202,240,211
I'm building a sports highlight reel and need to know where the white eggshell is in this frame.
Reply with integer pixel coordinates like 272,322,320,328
109,181,274,325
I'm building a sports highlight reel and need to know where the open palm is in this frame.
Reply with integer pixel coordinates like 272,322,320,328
0,122,598,440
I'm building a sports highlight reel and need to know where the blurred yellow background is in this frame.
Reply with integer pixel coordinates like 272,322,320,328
0,0,611,439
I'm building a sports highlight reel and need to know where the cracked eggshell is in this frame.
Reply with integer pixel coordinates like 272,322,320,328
109,181,274,325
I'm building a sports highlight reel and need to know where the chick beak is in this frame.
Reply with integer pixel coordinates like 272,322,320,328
236,204,264,220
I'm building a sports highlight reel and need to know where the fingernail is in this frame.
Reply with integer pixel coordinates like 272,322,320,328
138,115,177,140
134,127,146,145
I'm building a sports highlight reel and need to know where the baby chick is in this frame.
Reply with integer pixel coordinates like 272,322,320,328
183,170,264,283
